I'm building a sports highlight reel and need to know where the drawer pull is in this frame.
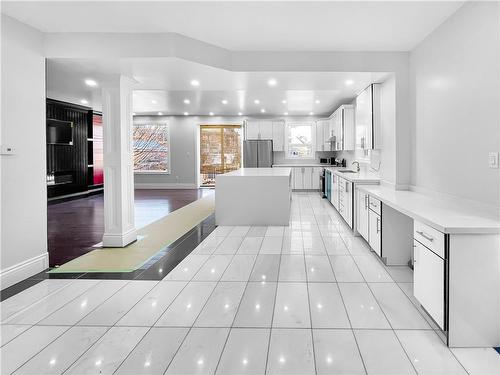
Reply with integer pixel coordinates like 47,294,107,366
376,217,380,233
416,230,434,242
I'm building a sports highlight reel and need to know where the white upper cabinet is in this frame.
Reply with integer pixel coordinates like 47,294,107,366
272,121,285,151
342,105,355,150
330,111,342,150
315,121,324,151
259,120,273,140
323,119,332,151
245,120,260,140
355,83,381,150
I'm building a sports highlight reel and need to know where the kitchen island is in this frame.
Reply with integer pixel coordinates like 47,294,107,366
215,167,292,225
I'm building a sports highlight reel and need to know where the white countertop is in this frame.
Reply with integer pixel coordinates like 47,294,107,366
220,167,291,177
327,168,381,183
358,185,500,234
273,164,328,167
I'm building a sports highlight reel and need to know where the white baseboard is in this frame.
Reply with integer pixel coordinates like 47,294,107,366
134,183,198,189
102,228,137,247
1,253,49,290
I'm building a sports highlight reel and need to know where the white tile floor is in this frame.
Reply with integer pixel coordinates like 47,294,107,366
1,193,499,375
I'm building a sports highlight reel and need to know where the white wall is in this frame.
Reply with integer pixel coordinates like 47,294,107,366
410,1,500,206
1,15,48,288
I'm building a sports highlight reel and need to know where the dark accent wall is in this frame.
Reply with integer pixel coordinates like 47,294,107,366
46,99,90,198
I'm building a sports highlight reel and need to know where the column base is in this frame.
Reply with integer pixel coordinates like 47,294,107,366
102,228,137,247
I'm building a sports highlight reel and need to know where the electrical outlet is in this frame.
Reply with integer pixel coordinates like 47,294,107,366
489,152,499,169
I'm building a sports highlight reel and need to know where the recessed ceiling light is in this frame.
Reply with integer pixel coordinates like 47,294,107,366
158,112,163,115
282,100,287,104
190,79,200,86
184,112,189,116
183,99,190,104
315,99,320,104
84,79,97,87
284,112,288,116
261,108,266,113
309,111,314,115
151,100,157,104
254,99,260,104
267,78,277,86
238,112,243,116
132,112,136,116
221,99,228,105
80,99,88,104
345,79,354,86
209,112,214,116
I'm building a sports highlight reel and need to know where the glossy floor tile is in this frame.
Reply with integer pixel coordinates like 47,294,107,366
0,193,490,375
313,329,365,375
266,329,315,375
215,328,270,375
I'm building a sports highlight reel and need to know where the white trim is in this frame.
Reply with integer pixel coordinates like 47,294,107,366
134,182,198,189
1,253,49,290
102,228,137,247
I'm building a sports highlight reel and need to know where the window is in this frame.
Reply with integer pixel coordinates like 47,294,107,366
285,122,315,159
133,122,170,173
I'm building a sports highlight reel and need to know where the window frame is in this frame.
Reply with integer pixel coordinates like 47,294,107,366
132,121,171,175
284,121,316,160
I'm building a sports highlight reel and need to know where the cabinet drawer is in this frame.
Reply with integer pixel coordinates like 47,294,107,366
413,221,445,259
368,196,381,215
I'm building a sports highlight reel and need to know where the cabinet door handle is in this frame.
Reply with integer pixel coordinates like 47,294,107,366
365,195,368,209
416,230,434,242
376,217,380,233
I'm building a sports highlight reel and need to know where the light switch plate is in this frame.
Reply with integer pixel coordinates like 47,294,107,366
489,152,499,169
0,145,15,155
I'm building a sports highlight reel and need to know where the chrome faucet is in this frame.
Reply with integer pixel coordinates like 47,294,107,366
352,161,360,172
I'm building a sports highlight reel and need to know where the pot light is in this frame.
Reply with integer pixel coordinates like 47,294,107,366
309,112,314,115
283,112,288,116
80,99,89,104
315,99,321,104
267,78,277,86
183,99,190,104
209,112,214,116
238,112,243,116
345,79,354,86
84,79,97,87
221,99,228,105
282,99,287,104
190,79,200,86
261,108,266,113
151,100,157,104
158,112,163,115
132,112,136,116
184,112,189,116
254,99,260,104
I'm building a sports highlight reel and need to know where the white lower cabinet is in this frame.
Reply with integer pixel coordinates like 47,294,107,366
414,239,445,330
312,168,321,190
356,189,369,241
303,167,313,189
368,209,381,256
338,177,353,228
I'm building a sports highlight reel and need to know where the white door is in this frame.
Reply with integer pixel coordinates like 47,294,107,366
316,122,324,151
293,168,303,189
343,106,355,150
357,189,369,241
324,119,332,151
414,240,445,330
368,210,381,256
272,121,285,151
303,167,313,189
343,181,353,228
246,120,260,140
311,168,321,190
331,173,339,209
355,86,372,149
259,120,273,140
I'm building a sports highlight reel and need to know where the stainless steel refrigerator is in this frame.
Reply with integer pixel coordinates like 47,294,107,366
243,140,273,167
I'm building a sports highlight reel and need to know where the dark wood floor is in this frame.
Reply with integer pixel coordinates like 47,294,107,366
47,189,212,267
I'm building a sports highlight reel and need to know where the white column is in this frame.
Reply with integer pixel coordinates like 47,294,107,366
101,75,137,247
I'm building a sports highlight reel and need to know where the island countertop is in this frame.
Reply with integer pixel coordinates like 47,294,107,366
220,167,291,177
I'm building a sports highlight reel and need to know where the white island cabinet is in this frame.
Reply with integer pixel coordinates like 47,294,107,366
215,168,291,226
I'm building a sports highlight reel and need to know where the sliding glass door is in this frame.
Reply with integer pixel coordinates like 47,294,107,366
200,125,241,187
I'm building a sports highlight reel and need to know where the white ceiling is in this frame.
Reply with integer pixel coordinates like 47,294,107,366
46,58,390,116
3,1,463,51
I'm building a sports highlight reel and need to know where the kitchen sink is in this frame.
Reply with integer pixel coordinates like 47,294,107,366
337,170,357,173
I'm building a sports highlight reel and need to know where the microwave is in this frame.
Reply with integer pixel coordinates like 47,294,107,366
319,158,331,164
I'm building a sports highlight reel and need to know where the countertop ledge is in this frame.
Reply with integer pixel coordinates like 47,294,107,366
219,167,291,177
358,185,500,234
326,168,381,183
273,164,329,167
